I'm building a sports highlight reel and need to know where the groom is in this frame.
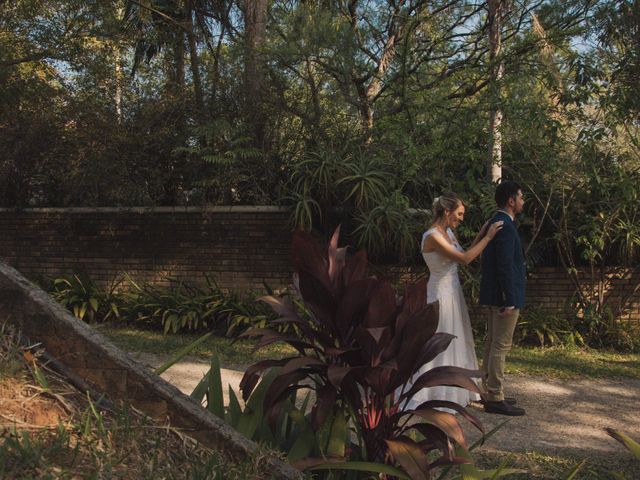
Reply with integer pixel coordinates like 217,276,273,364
479,181,526,416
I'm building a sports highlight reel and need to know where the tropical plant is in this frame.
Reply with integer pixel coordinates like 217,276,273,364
120,275,261,335
606,429,640,461
352,191,424,263
606,428,640,480
515,306,585,348
49,273,121,323
46,272,291,336
287,146,352,230
239,227,495,479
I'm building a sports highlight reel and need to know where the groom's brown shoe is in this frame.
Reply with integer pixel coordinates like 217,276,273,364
484,400,525,416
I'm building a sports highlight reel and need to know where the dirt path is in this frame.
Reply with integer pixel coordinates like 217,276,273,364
463,375,640,456
130,352,640,461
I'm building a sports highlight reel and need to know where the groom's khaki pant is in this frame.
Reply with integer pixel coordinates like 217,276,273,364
482,307,519,402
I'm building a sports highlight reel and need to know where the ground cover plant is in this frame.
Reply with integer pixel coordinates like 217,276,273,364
44,273,282,335
0,321,280,480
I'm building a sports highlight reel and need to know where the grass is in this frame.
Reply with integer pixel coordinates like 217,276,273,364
471,448,639,479
96,324,296,369
97,324,640,379
504,345,640,379
0,321,283,480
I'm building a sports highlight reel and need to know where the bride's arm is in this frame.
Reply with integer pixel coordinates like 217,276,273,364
424,222,503,265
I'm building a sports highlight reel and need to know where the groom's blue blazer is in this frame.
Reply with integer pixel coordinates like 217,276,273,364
479,211,526,309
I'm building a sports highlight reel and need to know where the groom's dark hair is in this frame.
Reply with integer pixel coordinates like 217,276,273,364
495,181,522,208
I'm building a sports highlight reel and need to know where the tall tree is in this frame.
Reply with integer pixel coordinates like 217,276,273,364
242,0,268,147
487,0,505,182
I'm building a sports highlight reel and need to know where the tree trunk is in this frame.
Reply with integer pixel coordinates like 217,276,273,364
243,0,267,148
166,26,185,94
114,48,123,123
186,0,204,118
487,0,504,183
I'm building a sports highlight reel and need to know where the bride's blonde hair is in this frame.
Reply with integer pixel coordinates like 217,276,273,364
432,192,464,220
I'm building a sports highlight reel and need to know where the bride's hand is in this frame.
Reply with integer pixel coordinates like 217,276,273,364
485,221,504,240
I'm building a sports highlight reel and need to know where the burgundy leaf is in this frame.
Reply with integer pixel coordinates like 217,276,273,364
354,326,392,367
402,277,427,315
385,307,442,391
407,423,452,456
312,383,338,431
298,270,337,328
258,295,301,322
239,358,292,401
334,277,378,339
324,346,359,357
270,316,320,342
408,408,468,449
328,225,346,287
385,436,429,480
361,365,395,397
364,282,397,328
327,364,353,388
413,332,456,369
264,371,309,414
385,302,439,368
341,249,368,287
279,356,325,377
410,400,484,436
291,230,332,291
402,366,483,402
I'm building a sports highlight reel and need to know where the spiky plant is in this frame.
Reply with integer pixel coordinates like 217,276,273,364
240,227,484,479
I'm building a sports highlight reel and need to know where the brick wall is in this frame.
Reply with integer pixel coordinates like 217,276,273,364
1,207,639,321
0,207,294,291
372,266,640,323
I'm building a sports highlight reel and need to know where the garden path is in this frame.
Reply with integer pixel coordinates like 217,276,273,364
131,352,640,461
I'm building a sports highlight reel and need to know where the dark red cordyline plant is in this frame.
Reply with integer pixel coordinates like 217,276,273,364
240,227,484,479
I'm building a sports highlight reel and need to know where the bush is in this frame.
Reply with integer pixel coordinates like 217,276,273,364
46,273,284,336
515,306,585,348
239,227,520,479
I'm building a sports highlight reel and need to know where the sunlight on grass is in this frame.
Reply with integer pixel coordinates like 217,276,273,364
474,448,638,480
504,345,640,379
98,325,640,379
96,325,295,368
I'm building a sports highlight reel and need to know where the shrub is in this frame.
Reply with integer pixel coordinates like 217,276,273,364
48,273,121,323
239,227,510,479
47,273,288,336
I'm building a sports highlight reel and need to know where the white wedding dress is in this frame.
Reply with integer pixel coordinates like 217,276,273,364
406,227,480,409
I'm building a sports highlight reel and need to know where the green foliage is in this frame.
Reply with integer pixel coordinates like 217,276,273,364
49,273,121,323
173,119,266,205
190,354,331,465
602,428,640,480
516,306,585,348
46,273,284,336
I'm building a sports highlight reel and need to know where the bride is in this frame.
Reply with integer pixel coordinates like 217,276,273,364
408,192,502,409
